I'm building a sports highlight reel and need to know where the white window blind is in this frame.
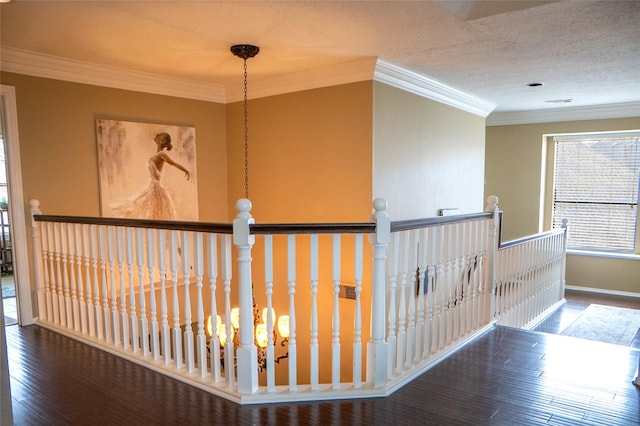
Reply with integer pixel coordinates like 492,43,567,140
552,134,640,253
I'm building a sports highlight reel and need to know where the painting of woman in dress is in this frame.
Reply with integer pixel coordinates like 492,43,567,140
125,132,190,219
97,120,198,221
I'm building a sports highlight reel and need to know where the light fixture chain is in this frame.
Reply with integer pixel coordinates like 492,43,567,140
243,58,249,199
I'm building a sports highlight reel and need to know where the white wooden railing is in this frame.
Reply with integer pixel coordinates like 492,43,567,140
493,220,568,329
29,196,567,404
383,205,496,389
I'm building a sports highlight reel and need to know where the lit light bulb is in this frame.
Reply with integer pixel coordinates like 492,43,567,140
230,307,240,329
278,315,290,338
256,323,268,348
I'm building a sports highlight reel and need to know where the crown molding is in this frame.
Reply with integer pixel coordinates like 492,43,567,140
0,46,376,104
487,102,640,126
1,46,501,117
226,57,377,103
373,59,496,118
0,47,227,103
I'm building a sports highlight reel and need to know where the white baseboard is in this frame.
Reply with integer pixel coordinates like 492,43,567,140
565,285,640,299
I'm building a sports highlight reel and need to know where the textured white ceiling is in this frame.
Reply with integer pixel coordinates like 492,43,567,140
1,0,639,114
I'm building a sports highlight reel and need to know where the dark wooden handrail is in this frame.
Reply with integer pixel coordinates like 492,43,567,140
498,227,566,250
390,212,494,232
250,222,376,235
33,214,375,235
33,214,234,234
34,210,497,237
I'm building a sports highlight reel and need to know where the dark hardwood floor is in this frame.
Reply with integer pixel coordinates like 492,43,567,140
5,290,640,425
534,289,640,349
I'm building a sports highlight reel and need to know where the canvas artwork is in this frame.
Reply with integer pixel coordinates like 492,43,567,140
96,119,198,221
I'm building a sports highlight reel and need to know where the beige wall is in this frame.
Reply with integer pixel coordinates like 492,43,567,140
485,116,640,294
372,82,486,220
226,81,373,222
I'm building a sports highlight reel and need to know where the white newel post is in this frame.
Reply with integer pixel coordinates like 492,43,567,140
233,199,258,394
560,218,568,300
29,199,46,321
485,195,500,321
367,198,389,388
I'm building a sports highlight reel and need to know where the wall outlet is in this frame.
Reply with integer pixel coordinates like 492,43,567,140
339,284,357,300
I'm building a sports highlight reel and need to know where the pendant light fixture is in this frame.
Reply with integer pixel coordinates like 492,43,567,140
231,44,260,199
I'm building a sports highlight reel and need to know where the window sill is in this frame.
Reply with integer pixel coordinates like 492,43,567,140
567,249,640,261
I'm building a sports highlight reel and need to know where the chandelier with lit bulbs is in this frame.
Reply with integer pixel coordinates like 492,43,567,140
203,44,289,372
206,296,290,371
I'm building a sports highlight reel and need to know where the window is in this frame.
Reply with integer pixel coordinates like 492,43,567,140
552,132,640,253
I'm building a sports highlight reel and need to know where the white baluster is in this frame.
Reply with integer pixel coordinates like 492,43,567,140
479,217,490,325
470,221,484,331
67,223,80,332
221,234,234,386
53,223,66,327
60,223,73,328
309,234,319,391
137,228,148,356
207,233,221,382
99,226,112,343
41,221,53,323
82,225,95,337
91,225,103,340
519,243,527,325
147,228,159,360
287,234,297,391
458,222,468,339
181,231,195,373
194,232,207,378
46,222,57,324
507,247,522,324
507,245,516,323
387,232,399,377
467,221,478,332
127,228,139,353
108,226,120,346
169,230,182,368
405,229,418,369
158,229,171,364
396,231,408,372
264,235,275,391
331,233,341,389
451,223,461,342
445,223,455,346
509,244,517,323
435,226,445,351
426,226,437,355
353,234,363,388
74,223,87,335
416,228,427,360
117,227,128,350
516,243,523,322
